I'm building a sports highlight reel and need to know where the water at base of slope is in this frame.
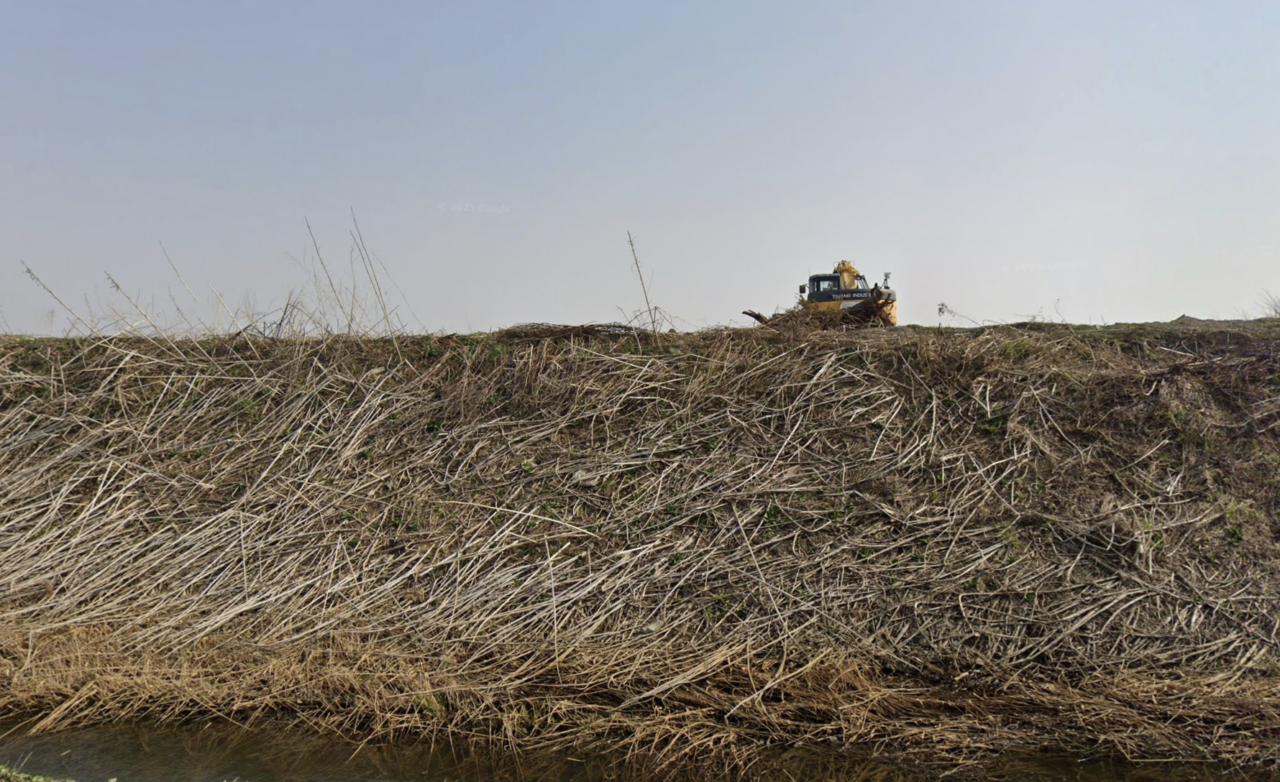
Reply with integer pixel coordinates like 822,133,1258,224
0,721,1248,782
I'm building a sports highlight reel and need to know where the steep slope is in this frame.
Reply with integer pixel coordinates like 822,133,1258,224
1,321,1278,777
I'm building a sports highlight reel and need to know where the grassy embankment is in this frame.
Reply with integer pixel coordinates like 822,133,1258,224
0,320,1278,778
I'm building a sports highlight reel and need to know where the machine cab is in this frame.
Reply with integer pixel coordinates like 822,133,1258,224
805,274,841,297
801,269,871,303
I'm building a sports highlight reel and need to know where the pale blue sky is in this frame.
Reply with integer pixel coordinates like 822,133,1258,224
3,0,1278,333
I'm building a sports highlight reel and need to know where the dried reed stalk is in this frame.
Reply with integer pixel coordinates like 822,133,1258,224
1,320,1278,778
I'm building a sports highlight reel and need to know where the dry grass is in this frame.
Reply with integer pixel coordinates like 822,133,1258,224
1262,292,1280,320
0,320,1279,779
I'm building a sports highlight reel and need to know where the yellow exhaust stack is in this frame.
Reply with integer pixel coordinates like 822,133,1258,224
834,260,861,291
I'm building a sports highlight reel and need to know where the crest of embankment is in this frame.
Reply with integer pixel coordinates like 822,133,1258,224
0,322,1278,777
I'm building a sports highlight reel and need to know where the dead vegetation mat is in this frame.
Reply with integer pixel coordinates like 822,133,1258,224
1,321,1279,779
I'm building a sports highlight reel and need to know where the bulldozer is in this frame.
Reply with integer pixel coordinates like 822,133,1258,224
744,261,898,327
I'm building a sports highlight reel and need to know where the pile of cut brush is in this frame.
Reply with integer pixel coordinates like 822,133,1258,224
743,305,892,330
0,319,1278,779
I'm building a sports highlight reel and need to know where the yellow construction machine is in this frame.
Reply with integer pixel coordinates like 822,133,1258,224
745,260,898,327
800,260,897,325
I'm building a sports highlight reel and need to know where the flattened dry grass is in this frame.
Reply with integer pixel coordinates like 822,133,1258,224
1,320,1279,778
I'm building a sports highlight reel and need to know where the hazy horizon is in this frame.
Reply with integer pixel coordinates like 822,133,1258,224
4,0,1279,334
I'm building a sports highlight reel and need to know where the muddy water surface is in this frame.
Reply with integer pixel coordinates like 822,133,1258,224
0,723,1244,782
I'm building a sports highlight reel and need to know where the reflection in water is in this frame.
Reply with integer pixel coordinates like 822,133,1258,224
2,724,457,782
0,722,1248,782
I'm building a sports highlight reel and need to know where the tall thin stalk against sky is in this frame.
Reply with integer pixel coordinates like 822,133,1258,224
628,231,658,336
